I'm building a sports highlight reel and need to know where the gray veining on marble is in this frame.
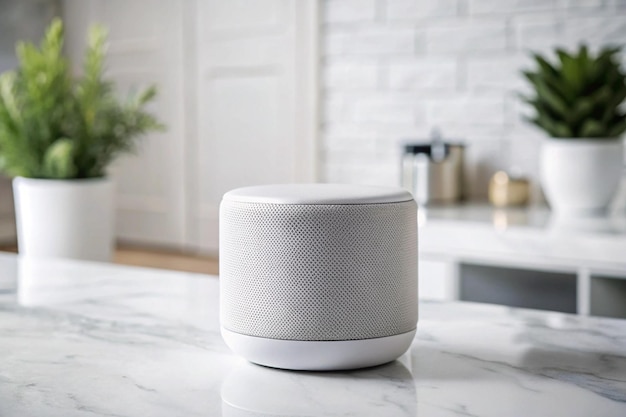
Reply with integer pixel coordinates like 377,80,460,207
0,252,625,416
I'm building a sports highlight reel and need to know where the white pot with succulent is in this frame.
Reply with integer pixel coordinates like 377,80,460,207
0,19,163,261
521,45,626,216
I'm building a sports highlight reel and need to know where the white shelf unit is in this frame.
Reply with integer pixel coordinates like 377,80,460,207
418,204,626,318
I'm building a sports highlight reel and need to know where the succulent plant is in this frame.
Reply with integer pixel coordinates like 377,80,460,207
520,45,626,139
0,18,164,179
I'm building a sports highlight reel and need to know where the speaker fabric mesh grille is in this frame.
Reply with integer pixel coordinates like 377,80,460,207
220,200,418,341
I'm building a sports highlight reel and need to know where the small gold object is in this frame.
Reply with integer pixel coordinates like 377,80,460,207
489,171,530,207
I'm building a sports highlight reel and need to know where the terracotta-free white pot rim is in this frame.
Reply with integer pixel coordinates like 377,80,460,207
544,137,624,144
13,176,111,187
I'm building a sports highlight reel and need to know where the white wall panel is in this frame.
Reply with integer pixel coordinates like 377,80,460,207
190,0,317,253
62,0,317,252
202,0,284,32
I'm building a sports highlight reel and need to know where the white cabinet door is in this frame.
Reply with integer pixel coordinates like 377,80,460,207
189,0,317,253
417,255,458,301
63,0,187,247
62,0,317,252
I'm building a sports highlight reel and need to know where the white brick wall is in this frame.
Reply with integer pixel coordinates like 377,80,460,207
323,59,379,90
324,0,377,23
469,0,555,15
386,0,459,20
320,0,626,200
324,27,416,55
425,21,508,54
388,58,457,91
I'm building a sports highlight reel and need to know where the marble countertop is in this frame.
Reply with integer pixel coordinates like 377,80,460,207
419,204,626,274
1,252,625,416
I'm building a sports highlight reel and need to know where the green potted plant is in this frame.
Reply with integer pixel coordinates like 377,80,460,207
0,18,163,261
520,45,626,215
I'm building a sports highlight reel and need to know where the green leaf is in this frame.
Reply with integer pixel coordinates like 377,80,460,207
533,53,558,77
608,117,626,137
136,85,158,106
572,86,611,123
524,115,546,132
530,113,573,137
553,121,573,137
557,48,584,93
577,44,590,73
589,50,618,85
42,138,76,178
535,79,570,117
597,46,621,61
579,119,607,137
600,84,626,124
0,72,20,124
530,54,573,101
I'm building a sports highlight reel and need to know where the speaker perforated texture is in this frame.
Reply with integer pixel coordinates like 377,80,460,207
220,200,417,341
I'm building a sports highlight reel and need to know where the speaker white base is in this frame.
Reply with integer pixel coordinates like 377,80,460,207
221,328,416,371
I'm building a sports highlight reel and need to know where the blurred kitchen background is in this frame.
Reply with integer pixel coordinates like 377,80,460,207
1,0,625,316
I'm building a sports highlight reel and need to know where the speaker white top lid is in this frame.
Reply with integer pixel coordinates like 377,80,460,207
222,183,413,205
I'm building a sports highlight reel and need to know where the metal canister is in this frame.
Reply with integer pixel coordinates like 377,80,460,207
401,133,465,206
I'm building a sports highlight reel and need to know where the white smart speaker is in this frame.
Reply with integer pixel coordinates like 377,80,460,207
219,184,418,371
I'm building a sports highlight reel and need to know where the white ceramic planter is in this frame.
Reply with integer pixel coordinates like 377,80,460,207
13,177,114,262
540,138,624,216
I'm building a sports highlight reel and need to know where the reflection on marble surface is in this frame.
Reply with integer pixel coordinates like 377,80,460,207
221,358,416,416
1,253,626,416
